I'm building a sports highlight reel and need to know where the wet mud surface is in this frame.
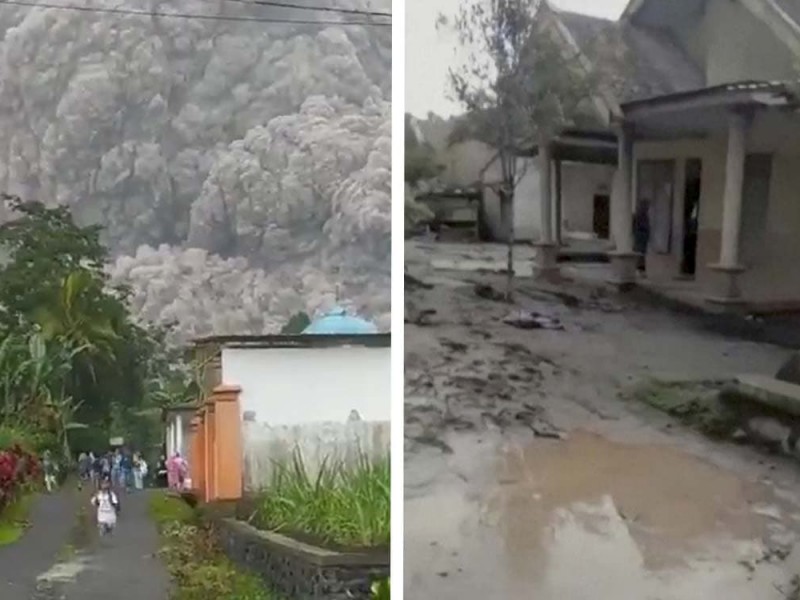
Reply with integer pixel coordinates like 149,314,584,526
404,241,800,599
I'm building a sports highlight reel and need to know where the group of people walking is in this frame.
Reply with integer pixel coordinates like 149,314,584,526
77,449,149,491
42,447,189,497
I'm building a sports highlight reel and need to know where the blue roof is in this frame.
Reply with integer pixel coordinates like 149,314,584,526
302,306,378,335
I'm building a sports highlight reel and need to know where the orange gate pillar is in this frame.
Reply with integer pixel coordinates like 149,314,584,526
204,399,216,502
195,409,207,502
212,384,243,501
187,417,201,493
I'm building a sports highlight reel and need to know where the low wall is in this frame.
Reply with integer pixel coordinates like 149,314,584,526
242,420,390,492
215,517,389,600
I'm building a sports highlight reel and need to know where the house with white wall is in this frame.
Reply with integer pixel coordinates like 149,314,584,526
522,0,800,311
163,403,195,461
480,130,618,244
192,308,390,491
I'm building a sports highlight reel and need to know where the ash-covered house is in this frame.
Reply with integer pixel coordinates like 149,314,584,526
523,0,800,312
187,307,390,501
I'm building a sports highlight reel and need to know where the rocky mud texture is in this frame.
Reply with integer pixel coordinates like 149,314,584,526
0,1,391,341
405,240,800,600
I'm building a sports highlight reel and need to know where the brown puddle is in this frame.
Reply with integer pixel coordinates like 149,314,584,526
406,431,800,600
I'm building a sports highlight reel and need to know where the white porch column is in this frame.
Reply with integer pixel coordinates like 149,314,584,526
166,422,173,457
175,414,184,456
719,111,748,268
533,137,559,277
707,109,751,307
539,140,553,244
614,125,634,253
608,123,637,287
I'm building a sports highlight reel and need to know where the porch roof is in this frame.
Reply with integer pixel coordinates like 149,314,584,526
525,127,618,164
620,80,797,138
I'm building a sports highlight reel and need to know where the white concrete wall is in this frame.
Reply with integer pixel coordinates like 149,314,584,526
561,163,615,237
165,414,192,460
481,156,541,242
221,346,390,425
632,111,800,308
242,419,389,492
481,157,613,242
221,344,390,490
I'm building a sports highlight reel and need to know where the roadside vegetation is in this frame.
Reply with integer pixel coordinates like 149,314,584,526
249,450,390,549
149,491,279,600
0,196,199,540
626,379,736,438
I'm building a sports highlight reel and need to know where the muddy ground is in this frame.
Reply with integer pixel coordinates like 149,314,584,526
404,240,800,600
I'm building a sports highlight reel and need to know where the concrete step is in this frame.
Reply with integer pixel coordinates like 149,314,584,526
733,374,800,417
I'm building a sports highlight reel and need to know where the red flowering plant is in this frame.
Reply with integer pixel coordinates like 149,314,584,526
0,443,40,512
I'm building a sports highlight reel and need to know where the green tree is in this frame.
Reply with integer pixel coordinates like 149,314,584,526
0,196,188,455
0,196,107,331
280,311,311,334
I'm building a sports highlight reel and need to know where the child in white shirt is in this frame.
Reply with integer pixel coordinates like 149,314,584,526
91,477,120,535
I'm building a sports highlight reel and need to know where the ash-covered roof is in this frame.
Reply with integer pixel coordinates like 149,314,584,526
557,11,705,103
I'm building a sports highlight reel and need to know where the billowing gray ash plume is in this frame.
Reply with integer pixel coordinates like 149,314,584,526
0,0,391,342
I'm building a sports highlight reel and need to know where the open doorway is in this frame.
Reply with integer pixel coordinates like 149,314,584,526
592,194,610,239
681,159,702,276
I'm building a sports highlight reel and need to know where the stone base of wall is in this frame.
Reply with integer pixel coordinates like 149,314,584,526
215,517,389,600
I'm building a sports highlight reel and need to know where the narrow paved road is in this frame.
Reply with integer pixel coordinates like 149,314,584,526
0,486,171,600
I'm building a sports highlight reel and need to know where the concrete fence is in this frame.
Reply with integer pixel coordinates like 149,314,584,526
242,418,390,492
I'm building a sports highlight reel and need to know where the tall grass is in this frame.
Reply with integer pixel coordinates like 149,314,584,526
251,449,390,549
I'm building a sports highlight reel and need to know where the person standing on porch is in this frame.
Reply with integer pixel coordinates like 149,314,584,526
633,199,651,275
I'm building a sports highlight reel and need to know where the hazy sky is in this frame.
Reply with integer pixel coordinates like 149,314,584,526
406,0,630,117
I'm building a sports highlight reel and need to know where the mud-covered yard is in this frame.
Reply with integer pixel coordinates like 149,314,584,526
404,240,800,600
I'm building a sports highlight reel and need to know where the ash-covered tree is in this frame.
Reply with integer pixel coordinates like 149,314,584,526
444,0,613,299
404,114,439,232
405,113,443,185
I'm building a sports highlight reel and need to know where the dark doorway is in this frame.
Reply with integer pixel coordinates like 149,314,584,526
592,194,610,239
681,159,702,276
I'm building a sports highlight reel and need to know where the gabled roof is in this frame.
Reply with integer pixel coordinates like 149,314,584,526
624,0,800,57
556,10,705,104
774,0,800,31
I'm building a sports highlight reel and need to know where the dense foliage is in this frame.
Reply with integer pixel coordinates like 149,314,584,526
0,197,194,460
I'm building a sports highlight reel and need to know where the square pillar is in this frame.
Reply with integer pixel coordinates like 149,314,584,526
204,399,216,502
608,123,638,289
187,417,200,492
534,138,559,279
194,411,206,501
554,159,563,246
707,109,751,308
212,385,243,501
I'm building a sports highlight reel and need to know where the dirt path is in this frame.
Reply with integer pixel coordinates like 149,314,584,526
0,486,170,600
405,240,800,600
